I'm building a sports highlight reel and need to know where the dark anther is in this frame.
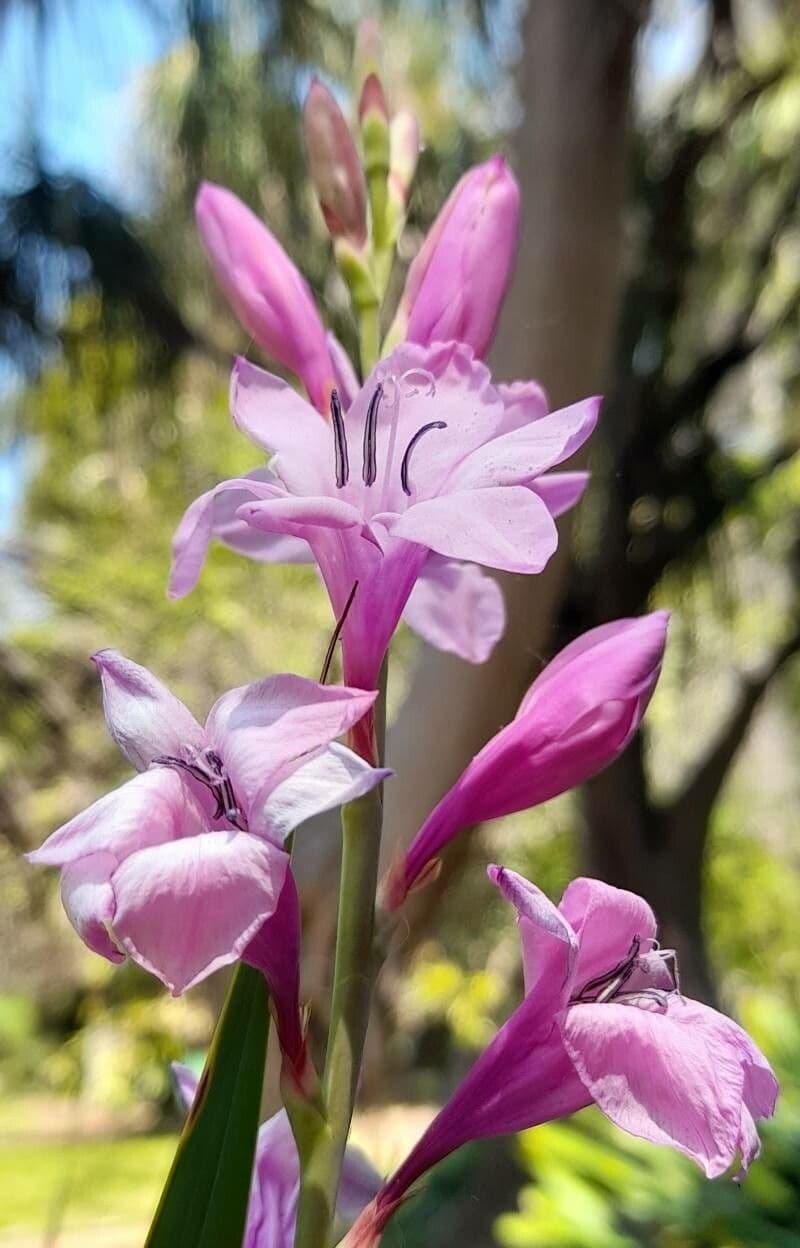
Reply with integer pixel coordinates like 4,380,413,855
152,751,247,832
330,388,349,489
400,421,448,496
320,580,359,684
572,936,641,1004
362,383,383,486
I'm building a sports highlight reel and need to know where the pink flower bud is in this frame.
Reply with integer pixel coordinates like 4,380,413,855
392,155,520,359
303,78,368,248
389,110,420,206
358,72,389,124
195,181,334,412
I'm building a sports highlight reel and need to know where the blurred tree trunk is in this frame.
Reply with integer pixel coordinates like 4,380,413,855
381,0,642,896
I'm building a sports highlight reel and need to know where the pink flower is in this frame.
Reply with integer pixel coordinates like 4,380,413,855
195,182,335,412
386,156,520,359
169,342,598,702
172,1064,380,1246
27,651,387,1068
384,612,669,909
344,870,779,1245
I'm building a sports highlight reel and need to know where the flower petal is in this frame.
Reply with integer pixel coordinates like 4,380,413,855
208,467,313,564
518,612,669,718
562,996,748,1178
231,357,331,495
256,743,390,844
170,1062,198,1113
236,494,365,542
497,379,549,432
401,555,506,663
111,831,288,995
169,475,283,599
92,650,206,771
27,768,205,868
559,877,658,994
489,865,577,1001
206,675,378,813
448,397,600,492
61,852,124,963
389,486,557,574
532,471,589,518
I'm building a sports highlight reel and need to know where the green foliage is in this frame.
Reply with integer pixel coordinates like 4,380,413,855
146,964,269,1248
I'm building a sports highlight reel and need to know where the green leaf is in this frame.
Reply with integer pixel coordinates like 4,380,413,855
145,963,269,1248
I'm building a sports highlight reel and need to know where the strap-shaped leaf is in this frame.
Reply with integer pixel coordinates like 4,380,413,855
146,963,269,1248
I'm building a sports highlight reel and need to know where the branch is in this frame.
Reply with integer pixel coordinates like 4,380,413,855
670,627,800,844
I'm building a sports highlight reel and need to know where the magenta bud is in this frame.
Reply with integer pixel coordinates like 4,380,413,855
394,155,521,359
195,181,334,412
304,78,368,248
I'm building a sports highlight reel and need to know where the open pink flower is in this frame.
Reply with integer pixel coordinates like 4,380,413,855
27,652,386,1066
172,1064,380,1246
169,342,598,703
344,869,778,1246
385,612,669,908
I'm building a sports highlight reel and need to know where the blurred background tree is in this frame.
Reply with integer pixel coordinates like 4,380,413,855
0,0,798,1245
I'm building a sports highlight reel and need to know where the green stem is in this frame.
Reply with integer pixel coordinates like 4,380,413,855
358,303,381,377
293,662,388,1248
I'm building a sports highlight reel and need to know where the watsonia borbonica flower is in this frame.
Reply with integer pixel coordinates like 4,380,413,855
343,870,779,1246
169,342,599,705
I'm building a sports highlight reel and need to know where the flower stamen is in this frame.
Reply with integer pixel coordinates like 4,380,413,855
362,383,383,486
330,388,349,489
400,421,448,496
152,749,247,831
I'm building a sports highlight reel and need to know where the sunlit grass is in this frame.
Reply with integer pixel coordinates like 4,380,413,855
0,1134,177,1233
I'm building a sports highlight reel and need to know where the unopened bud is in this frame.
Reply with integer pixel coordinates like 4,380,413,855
304,78,368,248
386,155,520,359
358,72,389,125
389,110,420,206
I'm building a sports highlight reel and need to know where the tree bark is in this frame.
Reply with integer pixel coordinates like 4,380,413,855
382,0,641,875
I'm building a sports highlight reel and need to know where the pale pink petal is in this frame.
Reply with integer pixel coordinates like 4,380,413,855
206,675,378,812
169,475,283,599
209,467,313,564
27,768,205,868
236,494,365,542
532,472,589,518
562,996,747,1178
170,1062,198,1112
559,877,658,994
401,556,505,663
388,487,557,574
489,865,577,1000
497,379,549,432
61,852,124,963
92,650,206,771
111,831,288,995
231,357,331,495
448,397,600,492
256,743,390,844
